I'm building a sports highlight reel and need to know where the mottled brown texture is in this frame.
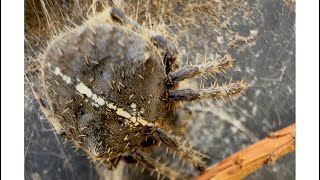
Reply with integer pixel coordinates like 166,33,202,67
34,5,245,179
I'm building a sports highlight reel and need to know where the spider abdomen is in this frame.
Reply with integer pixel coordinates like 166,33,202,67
41,23,170,159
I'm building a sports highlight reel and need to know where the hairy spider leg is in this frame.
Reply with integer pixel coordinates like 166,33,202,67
168,54,246,102
134,150,186,179
151,127,207,172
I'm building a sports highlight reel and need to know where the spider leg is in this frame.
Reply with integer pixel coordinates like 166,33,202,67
25,75,66,136
110,6,147,34
151,35,179,74
38,100,67,136
134,150,187,179
169,54,234,84
110,6,179,74
106,156,122,170
152,127,207,173
24,61,40,75
168,80,246,102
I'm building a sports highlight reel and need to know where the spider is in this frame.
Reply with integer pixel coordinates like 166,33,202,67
34,6,246,179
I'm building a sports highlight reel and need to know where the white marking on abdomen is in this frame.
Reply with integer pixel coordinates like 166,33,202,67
49,65,154,127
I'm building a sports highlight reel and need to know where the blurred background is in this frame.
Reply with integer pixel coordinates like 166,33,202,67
24,0,295,179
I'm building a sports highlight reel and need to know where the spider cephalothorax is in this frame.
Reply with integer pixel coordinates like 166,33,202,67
37,6,246,179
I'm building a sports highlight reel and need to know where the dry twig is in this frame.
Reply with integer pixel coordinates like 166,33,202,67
193,124,296,180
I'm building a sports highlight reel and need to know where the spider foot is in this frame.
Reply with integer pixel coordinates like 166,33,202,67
134,150,187,179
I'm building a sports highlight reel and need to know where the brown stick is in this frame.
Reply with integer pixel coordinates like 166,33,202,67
193,124,296,180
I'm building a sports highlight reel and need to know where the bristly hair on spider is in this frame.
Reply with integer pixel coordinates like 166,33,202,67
29,4,246,179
